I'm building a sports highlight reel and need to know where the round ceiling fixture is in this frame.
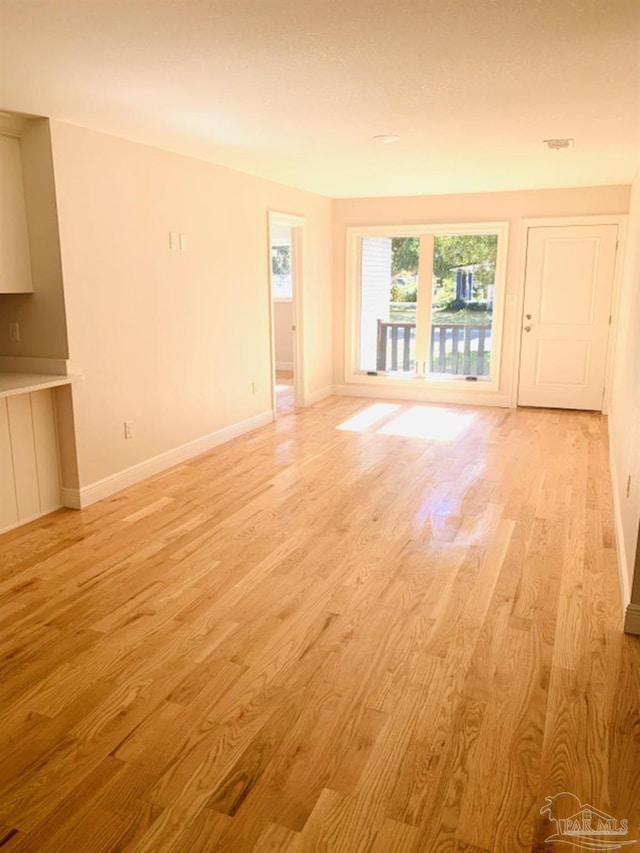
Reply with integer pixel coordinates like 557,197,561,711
373,134,400,144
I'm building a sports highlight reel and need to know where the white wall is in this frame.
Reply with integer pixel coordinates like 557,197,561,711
49,121,333,494
608,169,640,616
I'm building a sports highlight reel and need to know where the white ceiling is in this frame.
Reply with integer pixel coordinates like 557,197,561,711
1,0,639,198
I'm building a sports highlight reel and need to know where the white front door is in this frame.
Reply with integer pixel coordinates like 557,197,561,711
517,224,618,410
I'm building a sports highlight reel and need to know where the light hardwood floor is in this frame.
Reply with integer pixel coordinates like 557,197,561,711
0,396,638,852
276,370,295,416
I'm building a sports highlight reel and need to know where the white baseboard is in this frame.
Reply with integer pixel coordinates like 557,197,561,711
624,603,640,635
276,361,294,371
305,385,335,405
62,410,274,510
60,488,82,510
608,432,631,609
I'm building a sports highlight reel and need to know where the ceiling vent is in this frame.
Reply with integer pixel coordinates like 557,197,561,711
543,138,574,150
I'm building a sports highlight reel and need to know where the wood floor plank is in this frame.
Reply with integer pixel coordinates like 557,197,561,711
370,818,420,853
1,756,125,850
0,397,637,851
250,822,302,852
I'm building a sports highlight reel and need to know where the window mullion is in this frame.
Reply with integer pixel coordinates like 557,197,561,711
415,233,434,376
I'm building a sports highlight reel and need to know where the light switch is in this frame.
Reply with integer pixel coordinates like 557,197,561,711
179,233,187,252
169,231,179,251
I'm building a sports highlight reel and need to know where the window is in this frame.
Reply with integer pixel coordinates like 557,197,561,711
346,222,508,389
271,240,292,299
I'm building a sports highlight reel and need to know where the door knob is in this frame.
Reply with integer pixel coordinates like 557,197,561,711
525,314,532,320
524,325,532,332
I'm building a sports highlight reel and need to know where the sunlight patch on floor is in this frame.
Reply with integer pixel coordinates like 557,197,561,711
337,403,475,441
379,407,475,441
336,403,401,432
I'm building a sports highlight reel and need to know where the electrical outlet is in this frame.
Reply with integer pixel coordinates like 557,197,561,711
8,322,20,342
179,233,187,252
124,421,134,440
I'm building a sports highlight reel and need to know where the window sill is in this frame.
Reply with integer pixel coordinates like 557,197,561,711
346,371,499,393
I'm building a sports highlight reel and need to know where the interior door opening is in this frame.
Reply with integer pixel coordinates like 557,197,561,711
269,212,305,417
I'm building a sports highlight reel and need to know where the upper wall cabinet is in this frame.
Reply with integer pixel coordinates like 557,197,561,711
0,117,33,293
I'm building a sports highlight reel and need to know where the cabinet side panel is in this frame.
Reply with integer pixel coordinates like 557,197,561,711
31,389,62,513
7,395,40,519
0,399,19,531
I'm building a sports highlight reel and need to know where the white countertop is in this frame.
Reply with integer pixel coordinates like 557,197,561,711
0,372,79,398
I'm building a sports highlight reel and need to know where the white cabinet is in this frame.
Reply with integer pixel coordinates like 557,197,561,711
0,132,33,293
0,388,61,533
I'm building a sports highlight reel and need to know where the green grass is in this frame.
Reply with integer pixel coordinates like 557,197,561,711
389,303,416,322
389,302,492,325
433,308,492,326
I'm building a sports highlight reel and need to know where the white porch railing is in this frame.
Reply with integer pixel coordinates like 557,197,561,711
376,320,491,376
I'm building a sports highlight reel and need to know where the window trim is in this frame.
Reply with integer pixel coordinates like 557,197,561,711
344,221,510,392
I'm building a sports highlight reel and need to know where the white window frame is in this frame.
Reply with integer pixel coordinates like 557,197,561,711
344,221,509,392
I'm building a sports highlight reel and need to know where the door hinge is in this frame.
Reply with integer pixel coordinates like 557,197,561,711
609,314,612,326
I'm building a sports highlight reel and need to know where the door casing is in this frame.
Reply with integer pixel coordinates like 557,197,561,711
267,210,306,416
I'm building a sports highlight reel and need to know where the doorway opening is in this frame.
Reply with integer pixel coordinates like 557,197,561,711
268,212,305,417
